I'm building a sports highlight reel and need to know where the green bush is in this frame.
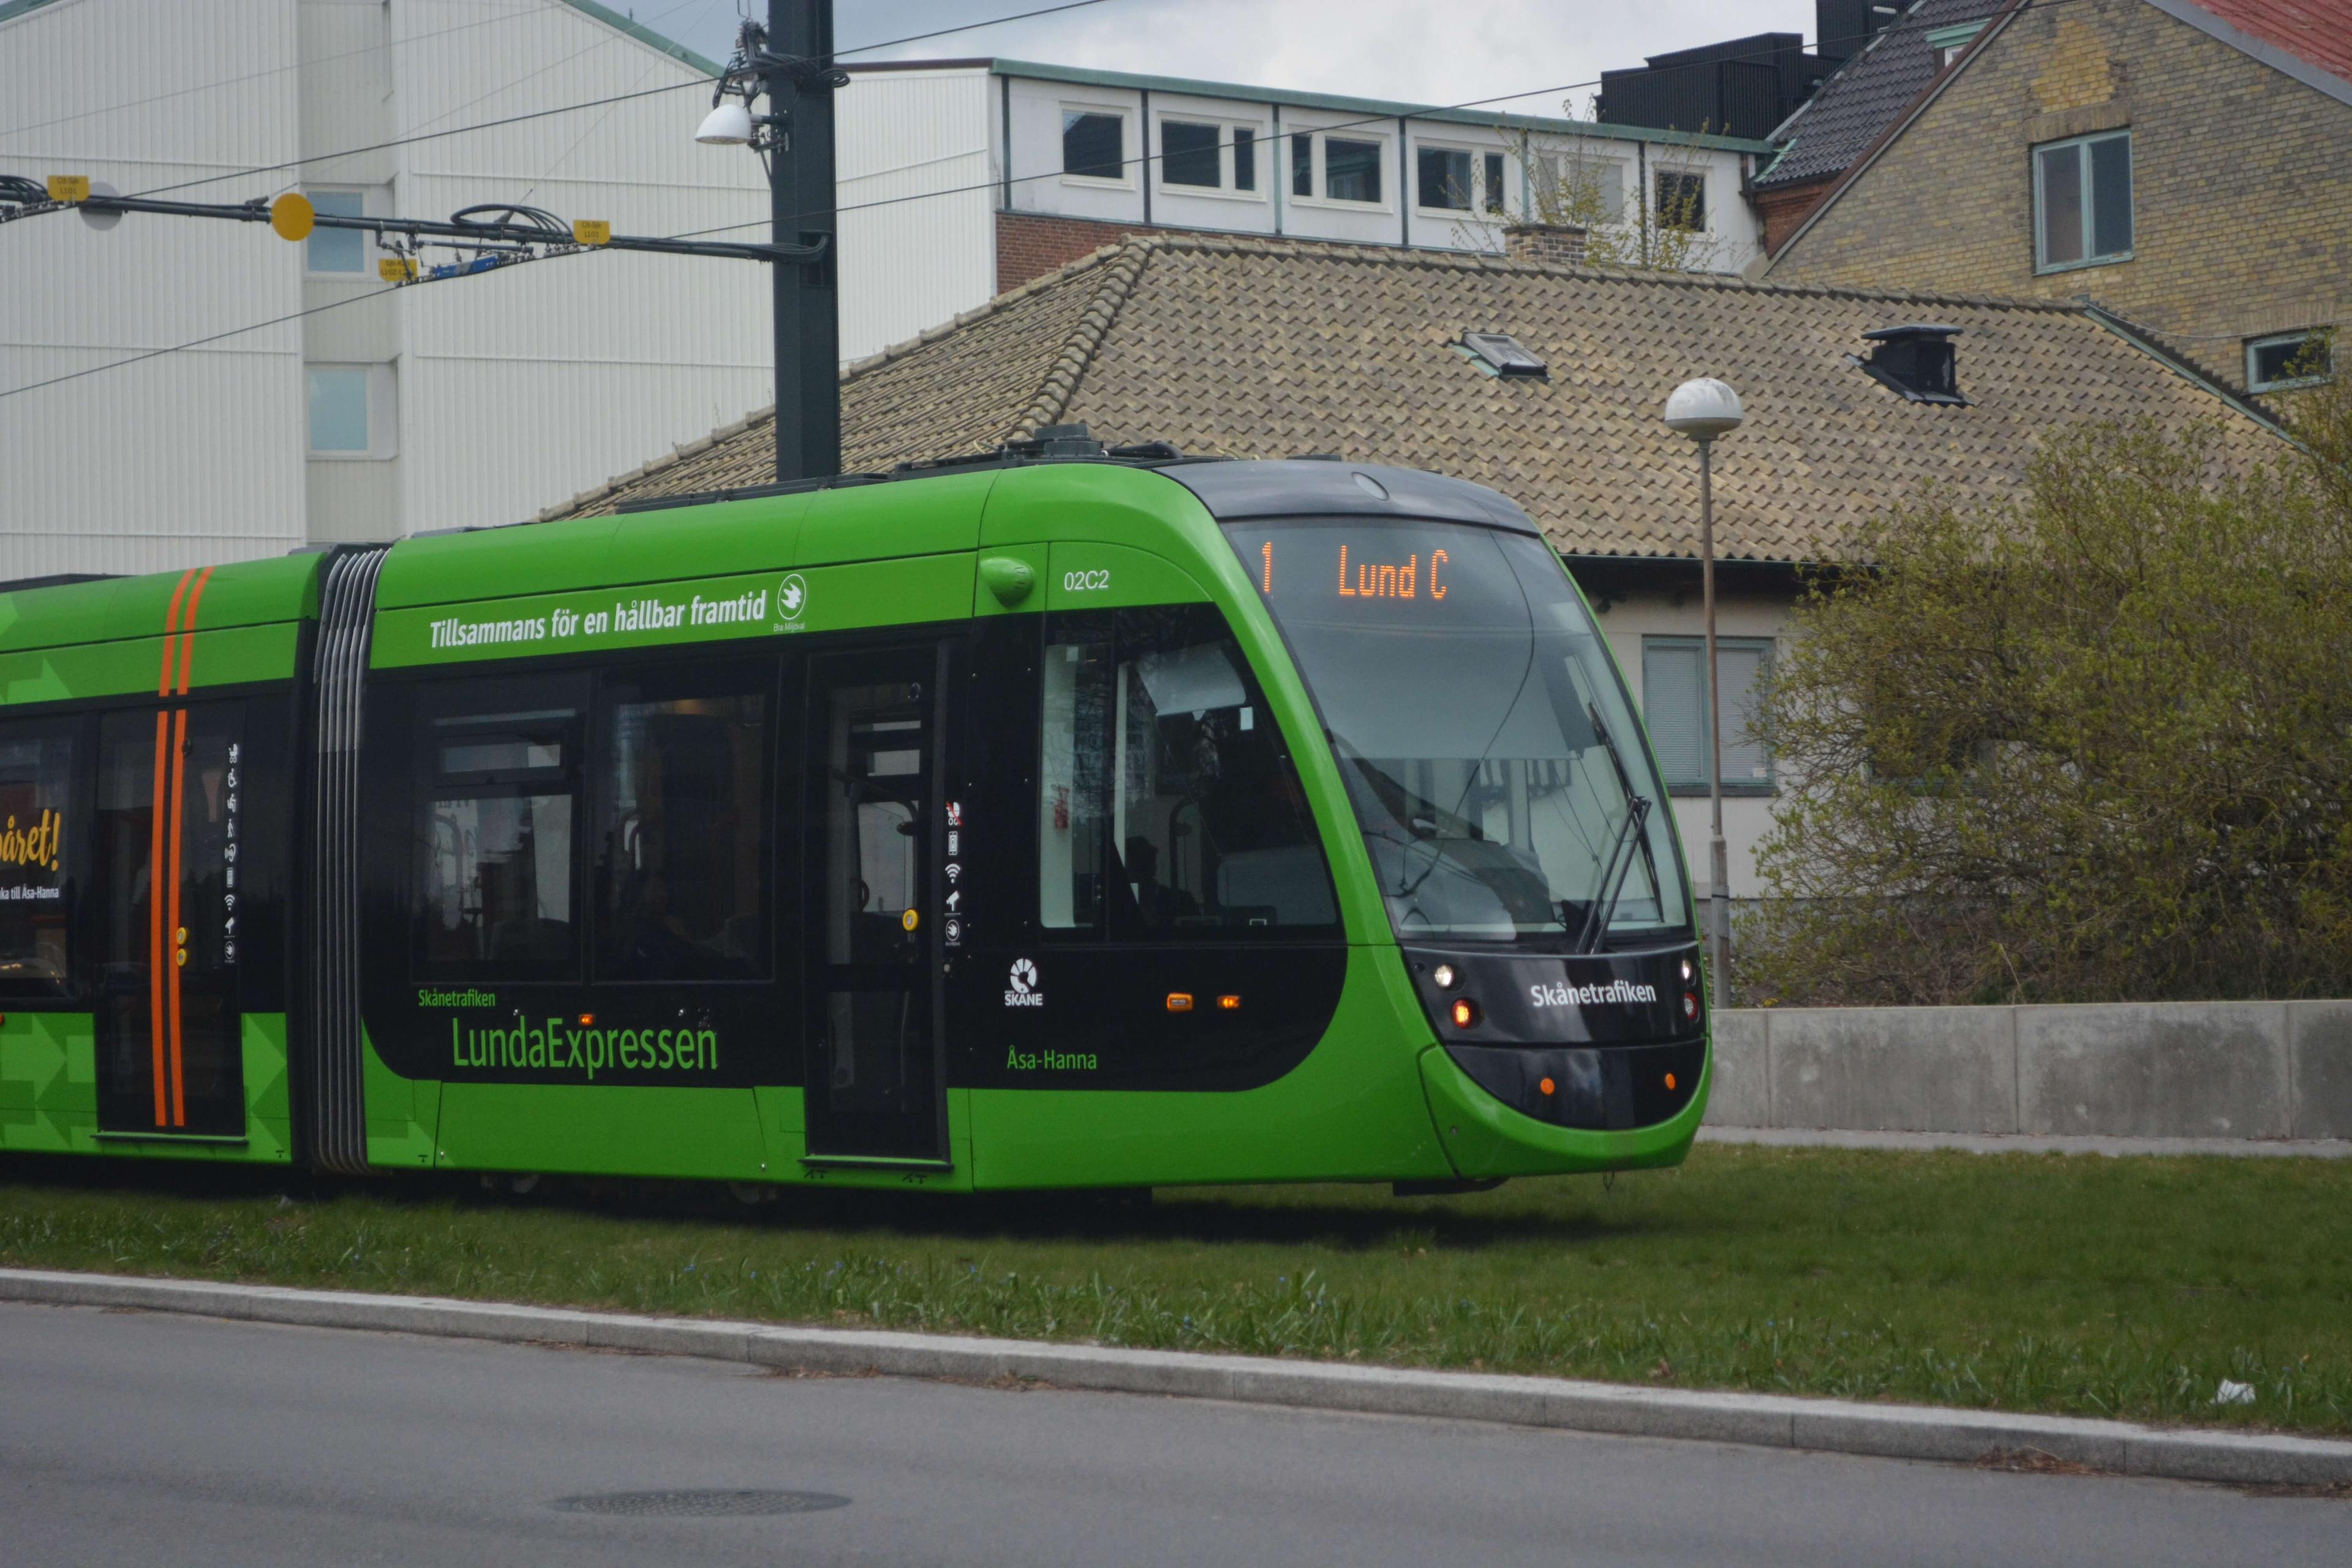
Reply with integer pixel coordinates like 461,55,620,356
1746,369,2352,1005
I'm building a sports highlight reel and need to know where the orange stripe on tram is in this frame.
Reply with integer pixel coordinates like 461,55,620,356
165,707,189,1126
146,710,171,1125
157,569,193,697
175,566,213,694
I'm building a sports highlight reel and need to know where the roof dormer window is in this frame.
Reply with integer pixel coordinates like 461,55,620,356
1852,325,1968,405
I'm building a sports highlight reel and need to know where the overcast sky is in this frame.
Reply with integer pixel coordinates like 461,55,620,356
652,0,1820,115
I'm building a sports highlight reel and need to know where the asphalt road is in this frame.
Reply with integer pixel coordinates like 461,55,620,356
2,1302,2342,1567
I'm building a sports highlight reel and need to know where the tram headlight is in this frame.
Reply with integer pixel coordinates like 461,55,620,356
1450,997,1480,1028
1432,963,1458,990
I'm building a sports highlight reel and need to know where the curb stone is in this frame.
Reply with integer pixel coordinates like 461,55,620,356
5,1267,2348,1487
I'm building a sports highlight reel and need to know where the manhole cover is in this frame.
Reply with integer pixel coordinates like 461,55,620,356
553,1489,850,1518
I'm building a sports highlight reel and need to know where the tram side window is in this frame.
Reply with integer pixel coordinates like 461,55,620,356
1039,606,1337,938
593,662,772,981
0,723,77,997
1039,633,1114,929
415,696,581,978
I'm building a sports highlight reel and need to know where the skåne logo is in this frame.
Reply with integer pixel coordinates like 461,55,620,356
777,573,809,622
1529,979,1659,1008
1005,957,1044,1007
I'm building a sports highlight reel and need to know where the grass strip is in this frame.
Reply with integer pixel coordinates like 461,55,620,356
3,1144,2348,1434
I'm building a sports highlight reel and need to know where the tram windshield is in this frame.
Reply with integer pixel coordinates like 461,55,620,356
1224,518,1690,948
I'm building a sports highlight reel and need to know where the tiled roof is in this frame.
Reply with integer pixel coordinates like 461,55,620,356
549,234,2287,564
1755,0,2010,190
2165,0,2352,94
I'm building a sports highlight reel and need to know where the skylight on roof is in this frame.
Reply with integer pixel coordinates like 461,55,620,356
1851,323,1969,406
1460,332,1549,379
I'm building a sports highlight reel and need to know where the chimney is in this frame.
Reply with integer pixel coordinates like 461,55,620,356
1504,222,1588,267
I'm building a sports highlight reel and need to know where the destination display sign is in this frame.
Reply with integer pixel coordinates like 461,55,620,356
1231,520,1525,627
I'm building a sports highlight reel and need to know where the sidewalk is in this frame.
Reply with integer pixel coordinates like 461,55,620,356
1700,1127,2352,1158
6,1267,2348,1488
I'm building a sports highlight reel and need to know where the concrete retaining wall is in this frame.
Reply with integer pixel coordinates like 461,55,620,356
1707,1000,2352,1140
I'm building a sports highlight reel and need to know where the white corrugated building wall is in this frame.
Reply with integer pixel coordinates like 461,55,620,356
1,0,772,576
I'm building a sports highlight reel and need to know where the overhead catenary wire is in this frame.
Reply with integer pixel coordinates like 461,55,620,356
0,0,2052,404
521,0,736,206
0,0,1121,403
108,0,1120,200
657,0,2068,241
0,282,408,404
0,0,643,143
0,44,1734,410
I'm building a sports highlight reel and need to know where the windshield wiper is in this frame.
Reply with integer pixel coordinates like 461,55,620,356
1575,795,1651,953
1575,702,1659,953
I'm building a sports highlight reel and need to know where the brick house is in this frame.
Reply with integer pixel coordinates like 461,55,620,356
1748,0,2009,255
1755,0,2351,395
541,232,2287,906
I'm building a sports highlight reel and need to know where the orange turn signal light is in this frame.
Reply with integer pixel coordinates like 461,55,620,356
578,1013,595,1026
1218,994,1242,1011
1166,993,1194,1012
1538,1076,1556,1096
1450,998,1480,1028
1665,1072,1678,1091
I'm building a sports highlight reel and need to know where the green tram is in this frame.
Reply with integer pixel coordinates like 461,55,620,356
0,440,1707,1193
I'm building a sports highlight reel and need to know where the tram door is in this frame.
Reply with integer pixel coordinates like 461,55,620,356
92,703,246,1136
804,648,946,1161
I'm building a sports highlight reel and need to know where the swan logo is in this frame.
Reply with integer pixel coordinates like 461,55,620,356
1005,957,1044,1007
777,573,809,622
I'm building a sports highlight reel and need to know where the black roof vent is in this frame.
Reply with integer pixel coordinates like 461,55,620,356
1853,324,1968,406
1460,332,1550,380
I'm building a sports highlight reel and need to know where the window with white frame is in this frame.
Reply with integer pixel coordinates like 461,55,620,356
2245,330,2333,393
1157,116,1264,196
1416,146,1512,216
1161,119,1221,187
1653,169,1708,233
1416,145,1474,211
307,364,394,459
305,189,367,274
1322,135,1382,203
1533,151,1627,224
1289,130,1385,206
1061,107,1127,183
1641,636,1773,792
2034,129,2132,272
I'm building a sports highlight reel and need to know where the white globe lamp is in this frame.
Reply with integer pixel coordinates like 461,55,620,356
1662,376,1745,440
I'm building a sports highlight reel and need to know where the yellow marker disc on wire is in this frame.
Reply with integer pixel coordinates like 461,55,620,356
270,192,315,242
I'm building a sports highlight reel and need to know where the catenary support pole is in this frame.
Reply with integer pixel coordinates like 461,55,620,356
1698,437,1731,1007
767,0,841,483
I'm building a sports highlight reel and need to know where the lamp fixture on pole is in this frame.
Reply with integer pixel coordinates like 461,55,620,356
1662,375,1745,1009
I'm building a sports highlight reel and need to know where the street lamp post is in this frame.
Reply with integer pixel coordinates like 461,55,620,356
1662,377,1746,1009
